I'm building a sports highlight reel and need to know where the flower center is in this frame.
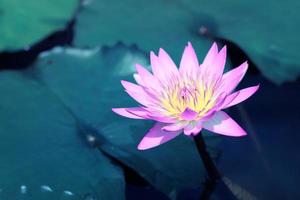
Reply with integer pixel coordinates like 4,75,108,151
160,80,217,120
179,85,195,101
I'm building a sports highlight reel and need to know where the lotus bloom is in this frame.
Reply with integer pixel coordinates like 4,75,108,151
112,42,259,150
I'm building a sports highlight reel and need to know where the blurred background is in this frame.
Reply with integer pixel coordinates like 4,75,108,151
0,0,299,199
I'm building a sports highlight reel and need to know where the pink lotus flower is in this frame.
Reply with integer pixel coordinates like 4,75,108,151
112,42,259,150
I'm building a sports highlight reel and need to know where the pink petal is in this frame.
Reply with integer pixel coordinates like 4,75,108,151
202,42,218,67
137,123,182,150
202,111,247,136
121,80,155,106
219,91,240,110
179,42,199,76
148,115,177,123
121,80,141,92
162,121,188,131
180,107,198,120
202,92,227,114
210,46,227,77
223,85,260,109
183,125,202,136
150,52,168,83
219,61,248,94
158,48,179,76
135,64,162,92
112,107,148,119
150,52,160,75
133,73,143,85
143,108,178,123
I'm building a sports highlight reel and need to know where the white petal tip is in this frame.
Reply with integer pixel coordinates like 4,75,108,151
211,42,218,49
137,146,147,150
111,108,119,113
137,143,152,150
135,63,142,70
231,130,247,137
220,45,227,53
150,51,157,57
213,130,247,137
120,80,126,86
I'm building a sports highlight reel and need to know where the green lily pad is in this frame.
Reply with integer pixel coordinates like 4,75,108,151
0,0,78,51
74,0,300,83
73,0,212,64
182,0,300,83
33,44,221,198
0,71,125,199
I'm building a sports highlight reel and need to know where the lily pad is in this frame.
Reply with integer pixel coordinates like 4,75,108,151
0,0,78,51
0,70,125,199
33,44,221,198
74,0,300,83
182,0,300,83
73,0,212,64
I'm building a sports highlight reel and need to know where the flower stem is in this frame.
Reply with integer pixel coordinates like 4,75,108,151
193,132,221,199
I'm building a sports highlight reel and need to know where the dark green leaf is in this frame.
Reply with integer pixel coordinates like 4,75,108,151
0,0,78,51
74,0,300,83
0,70,125,199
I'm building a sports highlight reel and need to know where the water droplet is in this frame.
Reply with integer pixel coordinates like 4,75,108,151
64,190,74,196
20,185,27,194
41,185,53,192
87,134,96,143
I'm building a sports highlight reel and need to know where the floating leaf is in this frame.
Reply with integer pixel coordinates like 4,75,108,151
74,0,300,83
0,71,125,199
181,0,300,83
74,0,212,64
0,0,78,51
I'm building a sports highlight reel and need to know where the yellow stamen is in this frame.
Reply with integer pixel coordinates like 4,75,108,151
160,78,217,120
